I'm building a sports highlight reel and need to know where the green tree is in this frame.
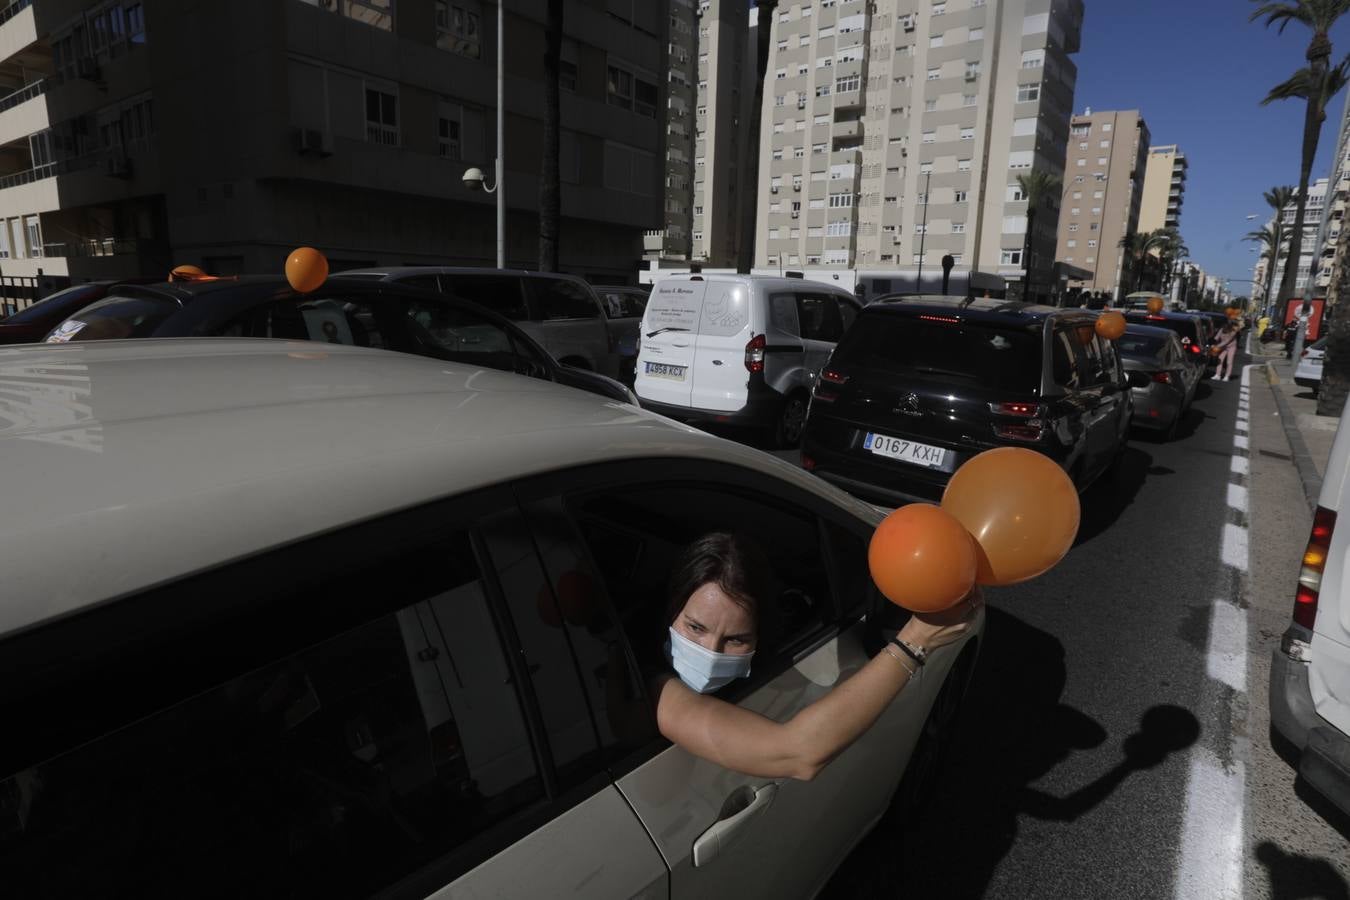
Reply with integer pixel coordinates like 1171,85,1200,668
1253,185,1297,307
1252,0,1350,314
1117,230,1167,296
1153,227,1188,294
1245,221,1292,308
1015,170,1061,299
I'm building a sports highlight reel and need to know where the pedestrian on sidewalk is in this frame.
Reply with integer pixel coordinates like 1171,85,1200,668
1215,321,1240,381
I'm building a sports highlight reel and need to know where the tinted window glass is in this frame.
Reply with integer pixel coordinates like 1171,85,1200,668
441,275,529,321
402,297,540,375
3,284,102,325
837,297,859,332
44,294,179,342
770,292,800,336
527,278,600,321
836,313,1042,393
212,294,394,350
1124,314,1199,346
598,290,646,319
1052,330,1079,388
1116,333,1168,359
0,534,543,898
397,274,443,291
797,293,843,342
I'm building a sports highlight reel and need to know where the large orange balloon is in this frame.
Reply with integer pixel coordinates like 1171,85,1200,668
1146,296,1164,314
942,447,1080,586
169,264,206,282
1096,310,1126,340
868,504,977,613
285,246,328,293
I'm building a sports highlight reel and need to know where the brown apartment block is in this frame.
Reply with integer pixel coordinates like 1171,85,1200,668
1055,108,1149,299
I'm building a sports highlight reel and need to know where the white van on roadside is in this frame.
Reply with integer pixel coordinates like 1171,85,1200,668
1271,394,1350,819
634,273,862,447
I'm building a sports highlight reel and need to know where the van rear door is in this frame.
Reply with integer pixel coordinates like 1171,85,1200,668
635,280,706,408
688,281,754,412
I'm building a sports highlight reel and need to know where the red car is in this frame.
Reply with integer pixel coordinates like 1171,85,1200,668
0,281,157,345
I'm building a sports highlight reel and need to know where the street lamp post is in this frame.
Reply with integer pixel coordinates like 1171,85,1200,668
462,1,506,268
915,171,931,293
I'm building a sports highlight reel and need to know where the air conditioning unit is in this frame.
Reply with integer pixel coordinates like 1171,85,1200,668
104,155,132,179
903,19,915,32
295,127,335,157
791,211,800,219
771,185,780,194
793,184,801,192
965,73,978,82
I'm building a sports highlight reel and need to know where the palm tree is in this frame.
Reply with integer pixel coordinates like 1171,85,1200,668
1015,170,1062,299
1256,184,1297,305
1153,227,1188,294
1246,222,1292,307
1117,230,1167,296
1252,0,1350,315
538,0,564,272
738,1,778,273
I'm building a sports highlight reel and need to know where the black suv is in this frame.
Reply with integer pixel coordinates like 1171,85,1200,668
801,297,1142,505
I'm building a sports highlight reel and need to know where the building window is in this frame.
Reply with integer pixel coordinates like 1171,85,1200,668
1088,239,1098,247
608,65,634,107
434,2,479,56
960,126,974,140
925,99,938,112
1016,84,1040,103
952,222,965,233
827,222,852,236
922,130,936,143
1070,207,1080,215
1091,206,1101,215
1000,249,1023,265
1100,139,1110,148
965,62,980,79
1076,159,1085,167
829,193,853,208
813,142,827,154
920,162,933,174
1096,157,1108,166
816,84,831,96
1007,185,1027,202
962,93,977,107
930,33,944,48
836,75,860,93
958,158,971,171
1068,224,1078,232
1066,239,1077,248
1021,49,1044,68
1093,190,1104,199
1102,123,1113,132
1071,125,1088,136
954,190,967,202
818,56,833,68
970,26,984,40
927,67,941,81
437,114,461,159
24,216,41,258
794,146,805,158
365,87,399,146
798,64,810,76
776,68,787,80
933,1,947,14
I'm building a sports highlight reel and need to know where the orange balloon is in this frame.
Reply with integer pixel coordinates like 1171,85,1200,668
1096,310,1126,340
1146,296,1164,314
169,264,206,281
285,246,328,293
867,504,977,613
941,447,1080,586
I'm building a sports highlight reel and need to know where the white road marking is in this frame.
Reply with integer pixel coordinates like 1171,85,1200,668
1227,483,1248,513
1235,435,1249,450
1206,599,1248,692
1223,523,1249,571
1231,456,1248,476
1175,749,1247,900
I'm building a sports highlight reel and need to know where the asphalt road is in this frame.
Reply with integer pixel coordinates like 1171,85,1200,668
777,353,1350,899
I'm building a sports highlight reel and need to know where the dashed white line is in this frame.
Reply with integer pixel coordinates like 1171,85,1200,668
1231,456,1248,476
1227,483,1248,513
1222,523,1249,571
1206,598,1248,692
1234,435,1249,451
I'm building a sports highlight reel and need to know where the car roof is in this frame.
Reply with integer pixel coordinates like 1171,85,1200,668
865,295,1089,325
0,339,876,637
335,266,590,283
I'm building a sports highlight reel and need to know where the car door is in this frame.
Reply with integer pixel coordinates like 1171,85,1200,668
525,277,619,378
1073,332,1123,477
513,461,949,900
0,491,666,900
796,290,845,391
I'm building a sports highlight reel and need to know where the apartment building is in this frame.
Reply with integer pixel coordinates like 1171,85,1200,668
1259,178,1329,300
660,0,697,259
1054,108,1149,298
1137,144,1186,233
0,0,664,309
752,0,1083,293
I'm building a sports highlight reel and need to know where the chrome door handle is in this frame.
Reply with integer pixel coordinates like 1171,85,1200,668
692,783,778,867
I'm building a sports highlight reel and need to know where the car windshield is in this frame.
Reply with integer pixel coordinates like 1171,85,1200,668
2,284,103,324
833,314,1042,392
44,294,180,343
1116,333,1168,358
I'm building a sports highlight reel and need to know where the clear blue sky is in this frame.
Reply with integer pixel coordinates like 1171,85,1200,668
1073,1,1350,293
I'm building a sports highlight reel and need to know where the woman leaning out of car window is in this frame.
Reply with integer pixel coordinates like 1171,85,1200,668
653,533,980,781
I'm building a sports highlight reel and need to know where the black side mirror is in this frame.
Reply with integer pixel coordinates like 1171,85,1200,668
1126,370,1151,389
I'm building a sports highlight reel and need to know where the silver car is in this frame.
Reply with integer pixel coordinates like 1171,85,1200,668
0,339,981,898
1118,323,1201,439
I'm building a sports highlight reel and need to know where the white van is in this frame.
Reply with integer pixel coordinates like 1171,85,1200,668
634,274,862,446
1271,395,1350,818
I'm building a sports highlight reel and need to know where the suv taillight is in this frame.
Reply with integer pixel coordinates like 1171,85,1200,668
1152,371,1173,384
745,334,766,373
820,368,849,384
988,401,1042,417
989,401,1045,442
1294,506,1337,629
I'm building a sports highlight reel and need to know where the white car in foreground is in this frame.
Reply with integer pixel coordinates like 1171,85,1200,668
1294,337,1326,394
0,339,981,898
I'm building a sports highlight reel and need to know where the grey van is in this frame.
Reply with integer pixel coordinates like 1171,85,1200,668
337,267,621,379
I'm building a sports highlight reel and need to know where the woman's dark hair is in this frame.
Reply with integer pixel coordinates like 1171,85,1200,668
665,532,774,630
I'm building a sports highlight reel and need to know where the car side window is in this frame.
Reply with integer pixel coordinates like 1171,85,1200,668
441,275,530,321
0,532,544,898
1075,331,1108,387
565,483,836,690
402,297,542,376
600,290,645,319
1096,335,1120,384
797,292,844,342
837,296,860,332
397,273,443,291
1052,330,1080,388
527,279,601,321
770,292,801,336
213,294,396,350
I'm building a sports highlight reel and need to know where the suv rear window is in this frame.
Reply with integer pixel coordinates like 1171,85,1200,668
1116,333,1168,358
1125,314,1200,345
43,294,179,342
833,313,1042,393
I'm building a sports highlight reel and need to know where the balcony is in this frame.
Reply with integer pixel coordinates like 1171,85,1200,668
0,0,36,61
833,88,864,110
643,229,666,252
0,77,48,147
832,119,863,141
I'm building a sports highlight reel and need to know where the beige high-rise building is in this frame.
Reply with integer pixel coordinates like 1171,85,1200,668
1055,108,1150,298
1138,144,1187,233
752,0,1083,294
0,0,666,313
660,0,699,260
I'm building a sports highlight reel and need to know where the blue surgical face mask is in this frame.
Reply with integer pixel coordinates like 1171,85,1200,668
666,626,754,694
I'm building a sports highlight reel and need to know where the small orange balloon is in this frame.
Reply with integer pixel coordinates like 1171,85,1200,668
169,264,206,282
868,504,977,613
942,447,1080,586
1096,311,1126,341
285,246,329,293
1146,296,1164,314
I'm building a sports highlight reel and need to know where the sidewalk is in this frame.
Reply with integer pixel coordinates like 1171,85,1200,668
1255,346,1340,508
